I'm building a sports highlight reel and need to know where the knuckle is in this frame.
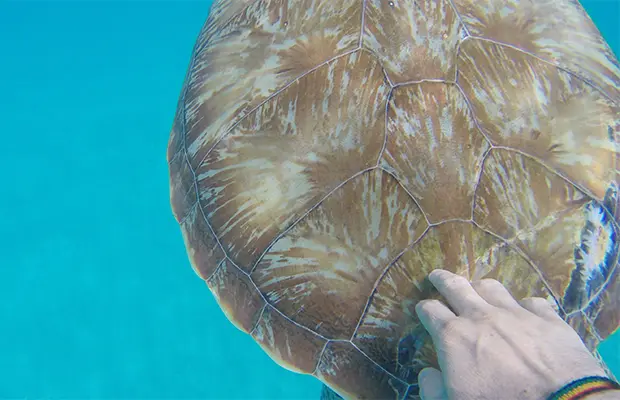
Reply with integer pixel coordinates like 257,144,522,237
521,296,562,317
415,299,430,312
467,308,493,322
444,274,469,288
416,299,438,314
522,296,549,307
443,318,461,333
439,319,465,341
474,278,503,290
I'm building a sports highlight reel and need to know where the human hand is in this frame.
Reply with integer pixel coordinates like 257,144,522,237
414,269,612,400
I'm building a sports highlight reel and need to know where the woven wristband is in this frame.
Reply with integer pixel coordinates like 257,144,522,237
547,376,620,400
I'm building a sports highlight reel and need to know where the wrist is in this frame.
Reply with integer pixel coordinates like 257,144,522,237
546,376,620,400
582,390,620,400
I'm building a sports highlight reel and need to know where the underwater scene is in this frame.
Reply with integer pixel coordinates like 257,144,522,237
0,0,618,399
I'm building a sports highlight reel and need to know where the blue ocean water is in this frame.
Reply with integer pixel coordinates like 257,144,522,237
0,1,617,399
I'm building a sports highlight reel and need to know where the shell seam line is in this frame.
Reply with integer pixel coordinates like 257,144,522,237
248,166,378,274
446,0,471,38
249,304,268,337
349,224,431,341
194,47,362,171
453,79,494,147
379,165,432,227
471,220,568,317
311,340,331,376
358,0,368,48
470,146,494,221
375,86,394,167
468,36,619,106
493,146,599,202
566,259,619,318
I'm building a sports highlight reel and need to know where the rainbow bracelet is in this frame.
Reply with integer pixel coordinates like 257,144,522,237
547,376,620,400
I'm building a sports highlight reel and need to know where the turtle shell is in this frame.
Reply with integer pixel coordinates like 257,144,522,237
167,0,620,398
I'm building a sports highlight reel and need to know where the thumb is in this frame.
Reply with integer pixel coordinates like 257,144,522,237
418,367,448,400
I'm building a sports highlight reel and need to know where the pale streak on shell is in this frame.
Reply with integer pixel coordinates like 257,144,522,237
363,0,460,83
474,149,588,241
183,0,362,169
195,51,388,270
252,169,428,340
179,205,225,281
452,0,620,100
381,83,489,222
167,94,186,162
207,260,266,333
205,0,256,35
168,151,198,222
191,0,257,54
315,341,409,400
458,39,619,201
251,306,327,374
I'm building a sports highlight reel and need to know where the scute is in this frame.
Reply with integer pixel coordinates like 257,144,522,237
381,82,490,223
451,0,620,100
363,0,462,83
457,39,619,201
251,305,327,374
168,1,620,399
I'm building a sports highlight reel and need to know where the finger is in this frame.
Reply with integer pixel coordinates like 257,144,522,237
428,269,490,315
415,299,456,338
418,368,448,400
471,278,521,310
520,297,563,321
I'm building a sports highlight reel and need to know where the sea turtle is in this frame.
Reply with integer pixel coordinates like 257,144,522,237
167,0,620,398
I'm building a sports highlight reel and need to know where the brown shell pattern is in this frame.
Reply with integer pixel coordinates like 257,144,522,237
167,0,620,398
